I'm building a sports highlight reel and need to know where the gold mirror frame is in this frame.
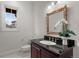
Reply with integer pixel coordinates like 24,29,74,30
46,5,68,35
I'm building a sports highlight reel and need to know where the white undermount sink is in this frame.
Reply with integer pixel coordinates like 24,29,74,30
40,40,56,45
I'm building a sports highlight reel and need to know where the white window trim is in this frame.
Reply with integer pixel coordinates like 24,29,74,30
1,4,18,31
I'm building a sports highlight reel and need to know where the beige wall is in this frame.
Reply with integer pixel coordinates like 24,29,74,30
32,1,50,38
0,1,35,55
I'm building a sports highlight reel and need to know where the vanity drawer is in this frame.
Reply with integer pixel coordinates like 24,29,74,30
41,48,57,58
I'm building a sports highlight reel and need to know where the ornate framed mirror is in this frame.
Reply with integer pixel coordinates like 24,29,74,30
46,5,68,35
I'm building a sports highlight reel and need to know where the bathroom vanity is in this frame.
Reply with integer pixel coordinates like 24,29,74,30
31,5,74,58
31,38,74,58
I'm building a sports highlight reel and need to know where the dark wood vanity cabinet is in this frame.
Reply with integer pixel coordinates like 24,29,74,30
31,44,41,58
41,48,57,58
31,41,73,58
31,42,57,58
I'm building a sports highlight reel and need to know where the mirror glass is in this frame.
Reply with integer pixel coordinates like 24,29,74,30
47,5,67,34
49,12,63,32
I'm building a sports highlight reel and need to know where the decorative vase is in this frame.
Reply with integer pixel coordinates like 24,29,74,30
61,37,69,45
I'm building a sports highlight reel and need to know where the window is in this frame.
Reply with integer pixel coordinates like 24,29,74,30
1,5,18,31
5,8,17,28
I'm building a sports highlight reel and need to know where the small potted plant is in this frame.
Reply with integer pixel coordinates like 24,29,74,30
59,29,76,37
58,29,76,45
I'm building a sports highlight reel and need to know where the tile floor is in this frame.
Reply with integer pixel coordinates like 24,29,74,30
0,50,31,58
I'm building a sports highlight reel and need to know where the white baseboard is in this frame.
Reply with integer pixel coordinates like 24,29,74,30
0,48,20,57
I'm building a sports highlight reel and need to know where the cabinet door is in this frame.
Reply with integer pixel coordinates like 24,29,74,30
59,48,73,58
41,48,57,58
31,45,41,58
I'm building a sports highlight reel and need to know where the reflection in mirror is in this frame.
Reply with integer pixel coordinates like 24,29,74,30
49,12,63,32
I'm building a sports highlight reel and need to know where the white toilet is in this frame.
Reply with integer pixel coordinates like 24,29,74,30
21,39,31,52
21,45,30,52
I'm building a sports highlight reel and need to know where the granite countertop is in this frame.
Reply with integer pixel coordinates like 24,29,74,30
31,38,73,55
45,34,72,40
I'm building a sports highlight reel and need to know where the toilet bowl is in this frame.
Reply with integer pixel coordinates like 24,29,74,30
21,45,30,52
21,39,31,52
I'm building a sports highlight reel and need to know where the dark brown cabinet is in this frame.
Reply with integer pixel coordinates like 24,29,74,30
41,48,57,58
31,41,73,58
31,45,40,58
